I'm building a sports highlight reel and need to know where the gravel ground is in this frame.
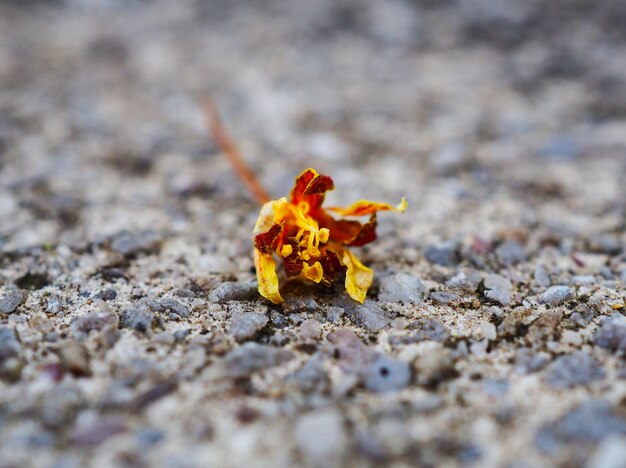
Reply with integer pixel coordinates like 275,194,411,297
1,1,626,467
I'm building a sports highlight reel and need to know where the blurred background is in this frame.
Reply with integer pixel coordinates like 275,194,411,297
1,1,626,467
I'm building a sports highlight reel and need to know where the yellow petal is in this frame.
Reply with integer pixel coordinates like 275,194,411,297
328,197,407,217
301,261,324,283
253,197,289,234
254,249,283,304
341,249,373,303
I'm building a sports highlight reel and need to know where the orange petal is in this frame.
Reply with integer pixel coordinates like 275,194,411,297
254,249,283,304
328,197,407,217
341,249,373,303
290,168,334,209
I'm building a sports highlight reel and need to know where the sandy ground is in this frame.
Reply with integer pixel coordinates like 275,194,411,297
1,1,626,467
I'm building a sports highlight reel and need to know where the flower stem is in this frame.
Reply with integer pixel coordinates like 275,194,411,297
202,97,271,205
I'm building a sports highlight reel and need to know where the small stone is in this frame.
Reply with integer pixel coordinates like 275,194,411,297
288,354,329,393
378,273,424,304
221,343,293,378
159,298,190,318
109,230,162,256
533,264,551,288
270,311,289,328
424,242,459,266
539,286,574,307
569,304,594,328
71,310,118,338
391,317,408,330
594,315,626,353
0,288,28,314
480,321,497,340
93,289,117,301
59,341,91,377
328,329,375,373
344,300,391,331
544,352,605,388
514,348,550,374
526,309,563,344
483,274,512,306
429,291,462,306
413,347,457,388
70,417,127,447
120,305,154,334
586,436,626,468
295,410,346,466
173,329,190,343
362,354,411,393
228,312,268,343
483,378,509,397
495,240,528,266
209,281,257,303
325,306,344,324
446,269,481,292
46,292,62,314
620,268,626,283
0,327,21,360
498,307,532,338
299,319,322,341
571,275,595,286
406,317,450,342
153,332,176,346
535,400,626,453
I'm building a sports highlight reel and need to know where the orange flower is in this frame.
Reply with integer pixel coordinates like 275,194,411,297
253,168,406,304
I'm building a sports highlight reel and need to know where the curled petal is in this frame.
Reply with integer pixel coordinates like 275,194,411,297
290,168,335,209
254,250,283,304
328,197,407,217
341,249,373,303
301,261,324,283
254,197,289,234
346,215,377,247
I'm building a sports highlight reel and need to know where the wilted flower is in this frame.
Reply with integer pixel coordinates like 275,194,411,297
253,168,406,304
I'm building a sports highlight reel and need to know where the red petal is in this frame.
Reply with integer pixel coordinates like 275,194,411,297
254,224,282,254
290,168,335,209
320,249,346,285
347,215,377,247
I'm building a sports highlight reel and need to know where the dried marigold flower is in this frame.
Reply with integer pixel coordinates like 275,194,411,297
253,168,406,304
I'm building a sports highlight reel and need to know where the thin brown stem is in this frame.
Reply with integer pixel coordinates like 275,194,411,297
202,97,271,205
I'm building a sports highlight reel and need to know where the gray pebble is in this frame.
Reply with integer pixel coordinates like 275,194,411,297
594,315,626,353
570,275,595,286
406,317,450,343
71,310,118,338
413,347,457,387
93,289,117,301
159,298,190,318
325,306,344,324
621,267,626,283
514,348,550,374
0,288,28,314
483,274,511,306
288,354,329,393
120,305,154,334
536,400,626,453
228,312,268,343
270,311,289,329
58,341,91,377
429,291,462,306
173,329,190,343
209,281,257,303
69,418,127,447
362,354,411,393
295,410,346,465
495,240,528,266
424,242,459,266
533,264,551,288
299,319,322,341
328,328,375,372
544,352,605,388
446,269,481,292
378,273,424,304
221,343,293,378
344,300,392,332
0,327,21,360
110,230,162,256
539,285,574,306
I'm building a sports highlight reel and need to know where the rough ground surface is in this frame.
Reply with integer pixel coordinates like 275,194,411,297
1,1,626,467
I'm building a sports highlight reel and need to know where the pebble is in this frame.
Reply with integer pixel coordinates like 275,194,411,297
299,319,322,341
429,291,462,306
295,410,346,466
378,273,424,304
621,268,626,283
514,348,550,374
495,240,528,266
325,306,344,324
120,305,154,334
569,304,594,328
69,417,127,447
221,343,293,378
424,242,459,266
446,269,481,292
571,275,595,286
58,341,91,377
413,347,457,388
594,315,626,353
406,317,450,343
109,230,162,256
328,329,375,372
536,400,626,453
0,327,21,360
344,300,391,331
288,354,329,393
533,264,551,288
208,281,257,303
71,310,118,338
93,289,117,301
544,352,605,388
362,354,411,393
586,435,626,468
483,274,511,306
526,309,563,344
480,321,497,340
539,286,574,306
159,298,190,318
228,312,269,343
0,288,28,314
